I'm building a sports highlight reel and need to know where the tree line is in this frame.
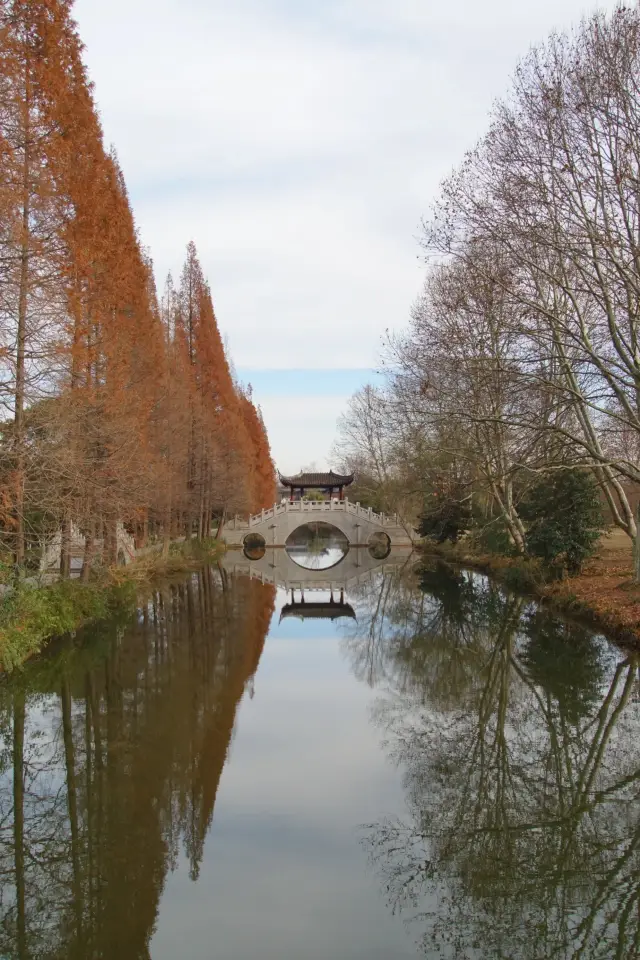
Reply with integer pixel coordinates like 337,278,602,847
336,6,640,576
0,0,275,577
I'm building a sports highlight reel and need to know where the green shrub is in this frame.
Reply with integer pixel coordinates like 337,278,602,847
500,561,544,592
0,578,136,672
471,517,519,556
519,469,606,576
418,489,472,543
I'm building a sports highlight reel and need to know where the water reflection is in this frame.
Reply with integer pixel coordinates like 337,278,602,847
343,561,640,959
0,570,275,959
280,587,356,623
0,555,639,959
285,522,349,570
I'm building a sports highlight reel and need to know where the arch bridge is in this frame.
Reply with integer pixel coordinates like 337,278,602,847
223,498,414,548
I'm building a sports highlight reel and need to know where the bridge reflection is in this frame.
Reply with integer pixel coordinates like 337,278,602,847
223,522,414,623
221,543,415,601
280,588,357,623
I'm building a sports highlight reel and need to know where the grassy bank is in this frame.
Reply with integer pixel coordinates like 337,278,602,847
0,538,223,672
421,529,640,650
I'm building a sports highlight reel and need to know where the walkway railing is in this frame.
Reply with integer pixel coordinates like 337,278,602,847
226,498,400,531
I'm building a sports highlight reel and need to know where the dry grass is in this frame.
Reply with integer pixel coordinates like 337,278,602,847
546,529,640,640
107,538,224,585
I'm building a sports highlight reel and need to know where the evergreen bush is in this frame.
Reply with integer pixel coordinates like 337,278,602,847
519,469,605,575
418,489,472,543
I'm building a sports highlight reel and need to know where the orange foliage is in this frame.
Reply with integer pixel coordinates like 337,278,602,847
0,2,275,565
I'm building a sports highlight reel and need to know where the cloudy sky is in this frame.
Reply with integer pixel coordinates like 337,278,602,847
74,0,614,474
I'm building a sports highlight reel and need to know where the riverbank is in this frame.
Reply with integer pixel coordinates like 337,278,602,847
0,538,224,672
421,529,640,650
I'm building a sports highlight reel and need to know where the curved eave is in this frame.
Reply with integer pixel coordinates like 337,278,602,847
277,472,355,486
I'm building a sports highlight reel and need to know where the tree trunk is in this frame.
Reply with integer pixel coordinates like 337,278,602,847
489,478,526,554
81,523,96,582
60,516,72,579
61,678,84,942
214,508,227,540
13,691,27,959
204,489,211,540
104,518,117,566
13,65,31,572
197,480,205,541
634,503,640,584
140,513,148,550
161,504,171,559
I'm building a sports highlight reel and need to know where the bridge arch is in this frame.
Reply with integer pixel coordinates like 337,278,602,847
284,516,353,543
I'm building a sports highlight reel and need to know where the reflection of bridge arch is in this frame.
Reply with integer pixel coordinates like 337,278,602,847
221,544,415,592
225,499,414,548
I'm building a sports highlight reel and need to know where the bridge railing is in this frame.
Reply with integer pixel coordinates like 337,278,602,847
230,498,401,529
224,498,403,532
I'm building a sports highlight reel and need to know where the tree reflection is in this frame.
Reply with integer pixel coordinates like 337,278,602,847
0,570,275,959
351,562,640,958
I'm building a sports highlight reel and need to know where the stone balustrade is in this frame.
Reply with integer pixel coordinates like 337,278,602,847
226,498,400,531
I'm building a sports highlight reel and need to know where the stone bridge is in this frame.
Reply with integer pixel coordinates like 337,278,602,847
223,498,414,548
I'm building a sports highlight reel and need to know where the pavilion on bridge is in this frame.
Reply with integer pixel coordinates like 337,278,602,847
278,470,355,502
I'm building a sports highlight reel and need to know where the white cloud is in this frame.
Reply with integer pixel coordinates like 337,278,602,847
72,0,619,460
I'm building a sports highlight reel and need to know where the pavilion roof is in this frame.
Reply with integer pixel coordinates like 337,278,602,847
278,470,355,487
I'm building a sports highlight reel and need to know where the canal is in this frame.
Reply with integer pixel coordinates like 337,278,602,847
0,549,638,958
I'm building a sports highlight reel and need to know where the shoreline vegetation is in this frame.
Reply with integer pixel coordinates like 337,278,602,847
7,525,640,675
0,539,224,673
420,529,640,652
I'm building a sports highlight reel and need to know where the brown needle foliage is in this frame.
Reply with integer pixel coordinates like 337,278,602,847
0,2,275,576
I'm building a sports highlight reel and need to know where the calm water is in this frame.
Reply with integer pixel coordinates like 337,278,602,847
0,551,639,959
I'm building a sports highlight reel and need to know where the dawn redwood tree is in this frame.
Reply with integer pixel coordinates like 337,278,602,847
174,242,272,537
238,387,276,511
0,0,169,572
0,0,81,568
86,154,165,562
